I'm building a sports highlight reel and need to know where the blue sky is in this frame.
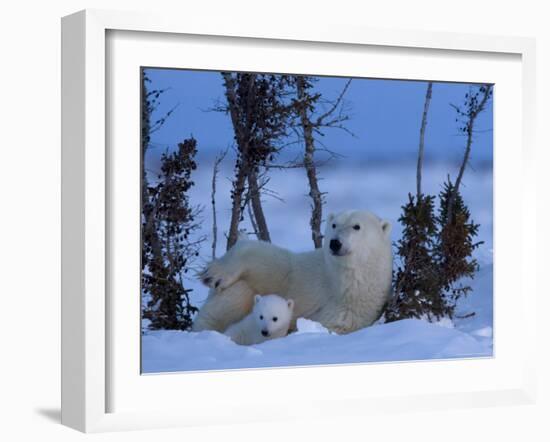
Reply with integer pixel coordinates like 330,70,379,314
144,68,493,168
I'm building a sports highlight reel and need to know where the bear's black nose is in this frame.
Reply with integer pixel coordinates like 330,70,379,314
330,239,342,253
261,330,269,337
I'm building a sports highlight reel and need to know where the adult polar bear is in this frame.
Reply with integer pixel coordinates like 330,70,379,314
193,210,393,334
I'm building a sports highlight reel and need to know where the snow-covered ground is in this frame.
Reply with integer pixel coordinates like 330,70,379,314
142,317,491,373
142,160,493,373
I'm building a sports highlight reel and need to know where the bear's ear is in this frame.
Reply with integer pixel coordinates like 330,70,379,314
381,220,392,237
287,299,295,311
254,294,262,304
327,213,335,222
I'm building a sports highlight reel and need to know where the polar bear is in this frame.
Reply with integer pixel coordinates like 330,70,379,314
225,294,294,345
193,210,392,334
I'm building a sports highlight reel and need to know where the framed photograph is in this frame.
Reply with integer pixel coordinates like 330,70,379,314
61,9,537,433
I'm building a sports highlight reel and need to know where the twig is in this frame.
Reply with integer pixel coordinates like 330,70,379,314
247,168,271,242
247,200,260,238
210,149,227,260
447,84,492,224
315,79,352,125
416,82,433,199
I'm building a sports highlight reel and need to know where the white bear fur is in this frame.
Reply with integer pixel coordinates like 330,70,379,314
193,210,393,334
225,294,294,345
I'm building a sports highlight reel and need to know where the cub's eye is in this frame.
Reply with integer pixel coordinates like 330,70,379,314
272,317,278,322
259,315,264,320
332,223,336,229
353,225,361,230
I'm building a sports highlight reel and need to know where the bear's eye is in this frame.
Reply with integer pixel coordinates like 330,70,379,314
353,224,361,230
259,315,264,320
273,317,278,322
332,223,336,229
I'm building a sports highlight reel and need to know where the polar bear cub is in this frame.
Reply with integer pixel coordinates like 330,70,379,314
225,294,294,345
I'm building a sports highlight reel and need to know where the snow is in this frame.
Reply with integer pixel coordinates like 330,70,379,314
295,318,331,335
141,161,493,373
141,318,490,373
142,264,494,374
473,327,493,338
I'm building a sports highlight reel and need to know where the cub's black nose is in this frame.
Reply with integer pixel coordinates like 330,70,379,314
261,330,269,337
330,239,342,253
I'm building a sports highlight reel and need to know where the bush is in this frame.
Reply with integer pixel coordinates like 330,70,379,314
141,139,203,331
384,180,482,322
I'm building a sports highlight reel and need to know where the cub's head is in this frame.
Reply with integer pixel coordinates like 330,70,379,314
324,210,391,260
252,294,294,339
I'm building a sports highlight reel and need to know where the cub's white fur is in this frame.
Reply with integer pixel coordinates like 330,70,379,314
193,210,392,334
225,294,294,345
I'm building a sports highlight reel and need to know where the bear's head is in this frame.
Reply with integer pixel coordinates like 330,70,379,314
323,210,392,263
252,294,294,339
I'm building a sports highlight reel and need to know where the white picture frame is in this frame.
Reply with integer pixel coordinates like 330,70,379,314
61,9,537,433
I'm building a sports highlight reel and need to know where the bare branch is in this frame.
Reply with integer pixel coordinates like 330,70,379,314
447,84,493,224
149,103,180,134
247,168,271,242
210,149,227,260
315,79,353,125
297,76,324,248
246,200,260,239
417,82,433,199
221,73,250,250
